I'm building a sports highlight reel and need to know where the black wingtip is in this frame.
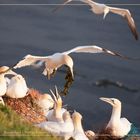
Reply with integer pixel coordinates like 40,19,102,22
103,48,140,61
135,32,138,40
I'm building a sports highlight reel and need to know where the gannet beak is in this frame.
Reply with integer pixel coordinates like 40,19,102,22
49,89,57,103
103,13,107,19
47,70,51,80
54,85,60,99
100,97,114,105
69,67,74,80
6,69,17,75
103,7,109,19
0,66,17,76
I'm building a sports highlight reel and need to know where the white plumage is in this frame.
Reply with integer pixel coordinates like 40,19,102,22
100,97,131,138
0,66,17,97
14,45,129,79
45,86,66,122
6,74,28,98
34,93,54,114
71,111,89,140
36,111,74,140
57,0,138,40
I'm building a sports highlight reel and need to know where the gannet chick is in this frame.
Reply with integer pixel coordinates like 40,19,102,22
14,45,132,80
46,86,66,122
56,0,138,40
6,74,28,98
0,97,5,106
29,89,54,114
100,97,131,138
0,66,17,97
85,130,96,140
71,111,89,140
36,111,74,140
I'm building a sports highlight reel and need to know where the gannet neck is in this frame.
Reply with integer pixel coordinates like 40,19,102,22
73,117,84,132
63,111,72,123
109,104,121,125
54,101,62,120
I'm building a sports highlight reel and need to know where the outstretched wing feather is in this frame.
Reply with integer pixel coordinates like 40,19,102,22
108,6,138,40
63,45,138,60
14,55,49,69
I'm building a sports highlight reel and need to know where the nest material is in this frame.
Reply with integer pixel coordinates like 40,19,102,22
95,127,123,140
3,89,47,124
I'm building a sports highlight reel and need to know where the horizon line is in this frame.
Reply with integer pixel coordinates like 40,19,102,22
0,4,140,6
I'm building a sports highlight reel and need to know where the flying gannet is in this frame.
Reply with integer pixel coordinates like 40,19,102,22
70,111,89,140
46,86,67,122
0,66,17,98
54,0,138,40
13,45,133,80
36,111,74,140
6,74,29,98
100,97,131,138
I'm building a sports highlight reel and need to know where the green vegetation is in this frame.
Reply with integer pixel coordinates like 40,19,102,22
0,105,59,140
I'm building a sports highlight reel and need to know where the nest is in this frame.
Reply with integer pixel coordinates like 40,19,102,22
3,89,47,124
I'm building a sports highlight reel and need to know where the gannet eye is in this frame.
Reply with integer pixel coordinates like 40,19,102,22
112,99,115,104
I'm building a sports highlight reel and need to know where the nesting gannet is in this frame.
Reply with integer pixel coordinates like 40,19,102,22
6,74,29,98
100,97,131,138
71,111,89,140
35,94,54,114
46,86,66,122
13,45,132,80
55,0,138,40
0,66,17,97
36,111,74,140
30,89,54,114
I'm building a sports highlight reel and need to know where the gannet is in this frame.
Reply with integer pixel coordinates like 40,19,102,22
55,0,138,40
6,74,29,98
46,86,66,122
71,111,89,140
36,111,74,140
30,89,54,114
13,45,132,80
0,66,17,97
100,97,131,138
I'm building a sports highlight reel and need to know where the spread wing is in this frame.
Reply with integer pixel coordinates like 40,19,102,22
108,6,138,40
63,45,135,60
14,54,49,69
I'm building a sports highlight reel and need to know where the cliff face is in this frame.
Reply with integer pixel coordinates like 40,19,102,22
3,89,47,124
0,89,60,140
